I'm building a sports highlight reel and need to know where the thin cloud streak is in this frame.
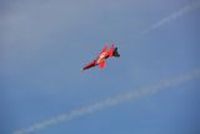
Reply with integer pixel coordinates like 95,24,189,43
141,0,200,34
14,69,200,134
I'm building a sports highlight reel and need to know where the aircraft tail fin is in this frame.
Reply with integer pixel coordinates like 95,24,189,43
113,47,120,57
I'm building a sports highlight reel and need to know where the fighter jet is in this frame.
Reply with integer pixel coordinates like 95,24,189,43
82,44,120,71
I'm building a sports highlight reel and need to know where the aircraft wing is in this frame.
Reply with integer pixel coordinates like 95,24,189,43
99,44,108,54
108,44,115,57
98,60,106,69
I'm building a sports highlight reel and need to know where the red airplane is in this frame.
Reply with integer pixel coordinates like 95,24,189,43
82,44,120,71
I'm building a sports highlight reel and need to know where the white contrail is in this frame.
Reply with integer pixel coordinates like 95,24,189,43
14,69,200,134
141,0,200,34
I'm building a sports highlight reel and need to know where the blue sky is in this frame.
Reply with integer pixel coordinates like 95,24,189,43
1,0,200,134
